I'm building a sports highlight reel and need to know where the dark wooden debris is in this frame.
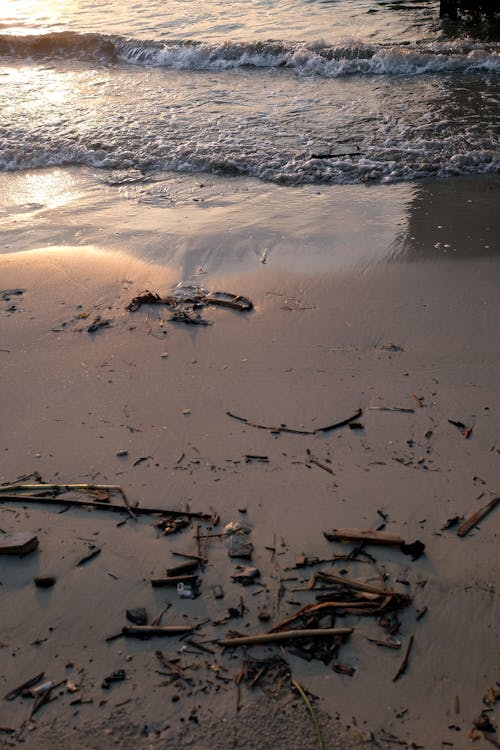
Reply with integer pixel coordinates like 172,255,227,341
325,529,404,546
0,487,210,520
126,288,253,316
77,547,101,566
393,635,414,682
5,672,44,701
448,419,473,439
102,670,126,689
34,576,56,588
226,408,362,436
473,711,496,733
231,566,260,585
166,560,199,577
122,625,195,638
325,529,425,559
0,532,38,556
220,627,353,648
87,316,111,333
333,662,356,676
457,497,500,537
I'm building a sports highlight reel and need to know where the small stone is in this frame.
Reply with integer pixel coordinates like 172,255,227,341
126,607,148,625
227,536,253,559
213,585,224,599
116,450,128,457
258,609,271,621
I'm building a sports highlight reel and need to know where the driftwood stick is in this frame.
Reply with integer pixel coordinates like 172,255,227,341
0,494,211,519
166,560,199,576
226,409,362,436
219,627,353,648
313,571,411,600
457,497,500,537
0,483,123,494
393,635,414,682
172,551,208,563
269,595,399,633
325,529,405,546
4,672,44,701
122,625,194,638
308,457,335,475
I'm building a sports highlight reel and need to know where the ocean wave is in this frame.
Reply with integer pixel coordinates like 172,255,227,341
0,139,498,186
0,31,499,76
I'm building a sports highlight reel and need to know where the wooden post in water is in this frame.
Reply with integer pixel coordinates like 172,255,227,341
440,0,457,18
440,0,498,18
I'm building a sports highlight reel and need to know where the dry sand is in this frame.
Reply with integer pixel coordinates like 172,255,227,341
0,170,499,749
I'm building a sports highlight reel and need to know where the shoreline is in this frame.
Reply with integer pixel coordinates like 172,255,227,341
0,170,499,749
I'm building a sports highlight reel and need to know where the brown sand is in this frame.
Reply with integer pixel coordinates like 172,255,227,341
0,170,499,749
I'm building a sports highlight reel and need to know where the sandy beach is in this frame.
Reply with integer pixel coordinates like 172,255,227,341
0,169,499,749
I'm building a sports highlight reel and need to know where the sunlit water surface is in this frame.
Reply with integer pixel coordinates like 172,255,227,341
0,0,498,184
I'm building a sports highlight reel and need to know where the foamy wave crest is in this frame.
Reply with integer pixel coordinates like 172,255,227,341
0,139,498,186
0,31,499,76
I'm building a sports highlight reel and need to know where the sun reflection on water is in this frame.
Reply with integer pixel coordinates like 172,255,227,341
0,0,74,33
0,169,80,216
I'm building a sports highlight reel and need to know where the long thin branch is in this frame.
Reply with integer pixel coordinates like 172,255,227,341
226,408,362,436
0,494,210,519
219,627,353,647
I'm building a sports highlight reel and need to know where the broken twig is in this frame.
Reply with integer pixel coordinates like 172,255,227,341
122,625,194,638
457,497,500,537
393,635,414,682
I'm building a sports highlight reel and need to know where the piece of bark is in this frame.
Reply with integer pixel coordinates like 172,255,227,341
219,627,353,648
122,625,194,638
150,574,198,587
325,529,405,546
333,663,355,676
0,532,38,556
457,497,500,537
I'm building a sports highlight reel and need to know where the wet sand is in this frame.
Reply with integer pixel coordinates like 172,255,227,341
0,170,499,749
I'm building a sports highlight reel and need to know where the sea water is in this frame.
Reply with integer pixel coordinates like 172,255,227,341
0,0,498,185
